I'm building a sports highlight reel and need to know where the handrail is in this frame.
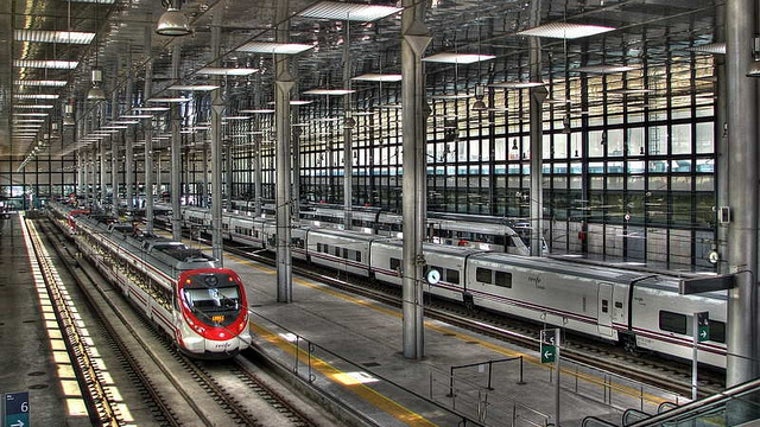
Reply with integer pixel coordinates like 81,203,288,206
625,377,760,426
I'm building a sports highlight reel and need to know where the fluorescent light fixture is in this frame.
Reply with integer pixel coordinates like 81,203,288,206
197,67,258,76
13,119,46,123
15,30,95,44
688,43,726,55
490,81,545,89
168,84,220,91
303,88,356,95
222,116,251,120
120,114,154,119
517,22,615,39
14,79,68,87
14,104,55,109
14,59,78,69
237,42,315,55
239,109,275,114
13,113,49,117
111,120,140,125
352,73,402,82
147,97,190,103
100,125,128,129
422,52,496,64
298,1,402,22
133,106,170,112
14,94,60,100
573,64,637,74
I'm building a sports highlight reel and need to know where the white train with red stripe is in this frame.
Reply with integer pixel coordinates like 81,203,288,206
54,203,251,359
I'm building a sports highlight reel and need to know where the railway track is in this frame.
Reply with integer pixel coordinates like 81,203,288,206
34,215,327,426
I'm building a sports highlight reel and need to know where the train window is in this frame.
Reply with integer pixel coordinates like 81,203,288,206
342,248,348,259
602,300,609,313
476,267,492,284
710,320,726,343
292,238,304,249
495,271,512,288
390,257,401,271
659,311,688,335
446,269,460,284
354,251,362,262
317,243,323,252
615,301,623,309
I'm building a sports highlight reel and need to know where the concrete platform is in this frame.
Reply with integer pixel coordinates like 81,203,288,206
0,213,89,426
224,250,684,427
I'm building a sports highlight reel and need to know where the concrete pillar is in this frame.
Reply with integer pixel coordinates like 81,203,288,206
401,0,431,360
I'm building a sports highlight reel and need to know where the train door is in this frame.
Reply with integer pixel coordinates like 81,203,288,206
597,282,614,337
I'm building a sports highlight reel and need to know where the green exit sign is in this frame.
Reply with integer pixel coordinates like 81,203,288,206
540,343,556,363
697,312,710,342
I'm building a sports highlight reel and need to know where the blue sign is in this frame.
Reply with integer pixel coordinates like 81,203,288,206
4,391,29,427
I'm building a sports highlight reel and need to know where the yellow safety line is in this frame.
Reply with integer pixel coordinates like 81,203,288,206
250,322,439,427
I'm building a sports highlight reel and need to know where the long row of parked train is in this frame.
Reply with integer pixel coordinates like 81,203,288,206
48,202,251,359
153,202,727,368
154,201,543,256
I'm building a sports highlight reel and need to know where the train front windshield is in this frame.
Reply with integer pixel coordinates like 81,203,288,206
182,274,242,327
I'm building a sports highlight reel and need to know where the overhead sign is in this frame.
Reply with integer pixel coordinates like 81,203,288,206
696,311,710,342
679,274,735,295
4,391,30,427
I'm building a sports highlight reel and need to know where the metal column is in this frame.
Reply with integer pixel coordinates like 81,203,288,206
210,10,224,264
400,0,430,360
725,0,759,387
275,0,293,303
111,88,120,217
170,43,182,240
343,19,354,229
125,65,135,213
528,0,546,257
144,54,155,233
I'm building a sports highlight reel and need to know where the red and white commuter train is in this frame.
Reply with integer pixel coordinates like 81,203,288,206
51,202,251,359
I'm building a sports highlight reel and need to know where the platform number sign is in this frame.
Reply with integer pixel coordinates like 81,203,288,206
3,391,29,427
540,329,558,364
697,312,710,342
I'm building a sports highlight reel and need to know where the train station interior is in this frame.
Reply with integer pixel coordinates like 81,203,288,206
3,0,760,425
